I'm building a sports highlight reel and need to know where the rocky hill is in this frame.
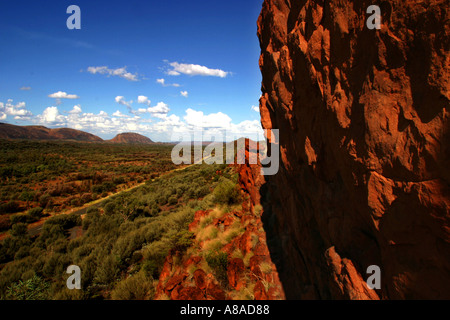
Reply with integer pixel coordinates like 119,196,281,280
109,132,154,144
0,123,103,142
258,0,449,299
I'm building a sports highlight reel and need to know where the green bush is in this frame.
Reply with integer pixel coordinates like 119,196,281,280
170,230,194,252
110,272,153,300
10,223,28,238
6,274,50,300
27,207,44,222
205,251,229,286
213,178,240,205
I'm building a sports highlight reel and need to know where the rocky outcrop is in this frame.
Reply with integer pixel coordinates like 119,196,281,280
154,154,285,300
257,0,449,299
109,132,154,144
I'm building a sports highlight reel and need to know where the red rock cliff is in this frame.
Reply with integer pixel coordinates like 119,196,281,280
257,0,449,299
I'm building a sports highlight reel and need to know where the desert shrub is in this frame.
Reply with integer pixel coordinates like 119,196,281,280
168,195,178,206
213,178,240,205
0,201,20,214
169,230,194,252
80,193,92,204
110,272,153,300
102,181,116,193
38,194,51,208
94,255,120,286
6,274,50,300
104,202,116,215
35,224,66,249
10,223,28,238
0,215,11,232
42,253,70,278
141,260,160,279
14,246,31,260
45,213,81,230
205,251,228,286
9,214,28,225
113,177,125,185
27,207,44,222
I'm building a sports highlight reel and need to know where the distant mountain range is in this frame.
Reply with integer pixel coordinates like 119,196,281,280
0,123,154,144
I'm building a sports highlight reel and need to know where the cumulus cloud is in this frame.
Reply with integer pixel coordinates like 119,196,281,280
167,62,229,78
137,95,151,106
20,86,31,91
1,98,262,142
147,102,170,117
86,66,140,81
115,96,132,108
69,105,82,114
36,106,66,124
48,91,80,99
0,99,33,120
184,108,232,129
112,110,128,118
180,91,189,98
251,105,260,113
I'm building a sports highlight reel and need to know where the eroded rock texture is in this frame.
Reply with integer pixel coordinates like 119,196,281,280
257,0,449,299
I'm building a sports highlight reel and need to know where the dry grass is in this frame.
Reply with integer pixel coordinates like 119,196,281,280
259,261,273,274
243,251,254,267
196,225,219,242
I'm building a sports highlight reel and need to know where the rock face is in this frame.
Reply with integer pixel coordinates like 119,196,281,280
257,0,449,299
0,123,103,142
109,132,154,144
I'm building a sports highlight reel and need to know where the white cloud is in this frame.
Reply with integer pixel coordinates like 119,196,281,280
0,99,33,120
167,62,229,78
87,66,139,81
20,86,31,91
112,110,128,118
156,78,180,87
180,91,189,98
147,102,170,116
251,105,260,113
137,95,151,106
48,91,80,99
40,106,66,124
184,108,232,129
69,105,82,114
1,98,262,142
115,96,132,108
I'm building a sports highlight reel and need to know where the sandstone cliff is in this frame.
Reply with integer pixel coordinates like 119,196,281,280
257,0,449,299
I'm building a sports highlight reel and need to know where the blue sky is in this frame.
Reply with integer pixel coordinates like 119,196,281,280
0,0,264,141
